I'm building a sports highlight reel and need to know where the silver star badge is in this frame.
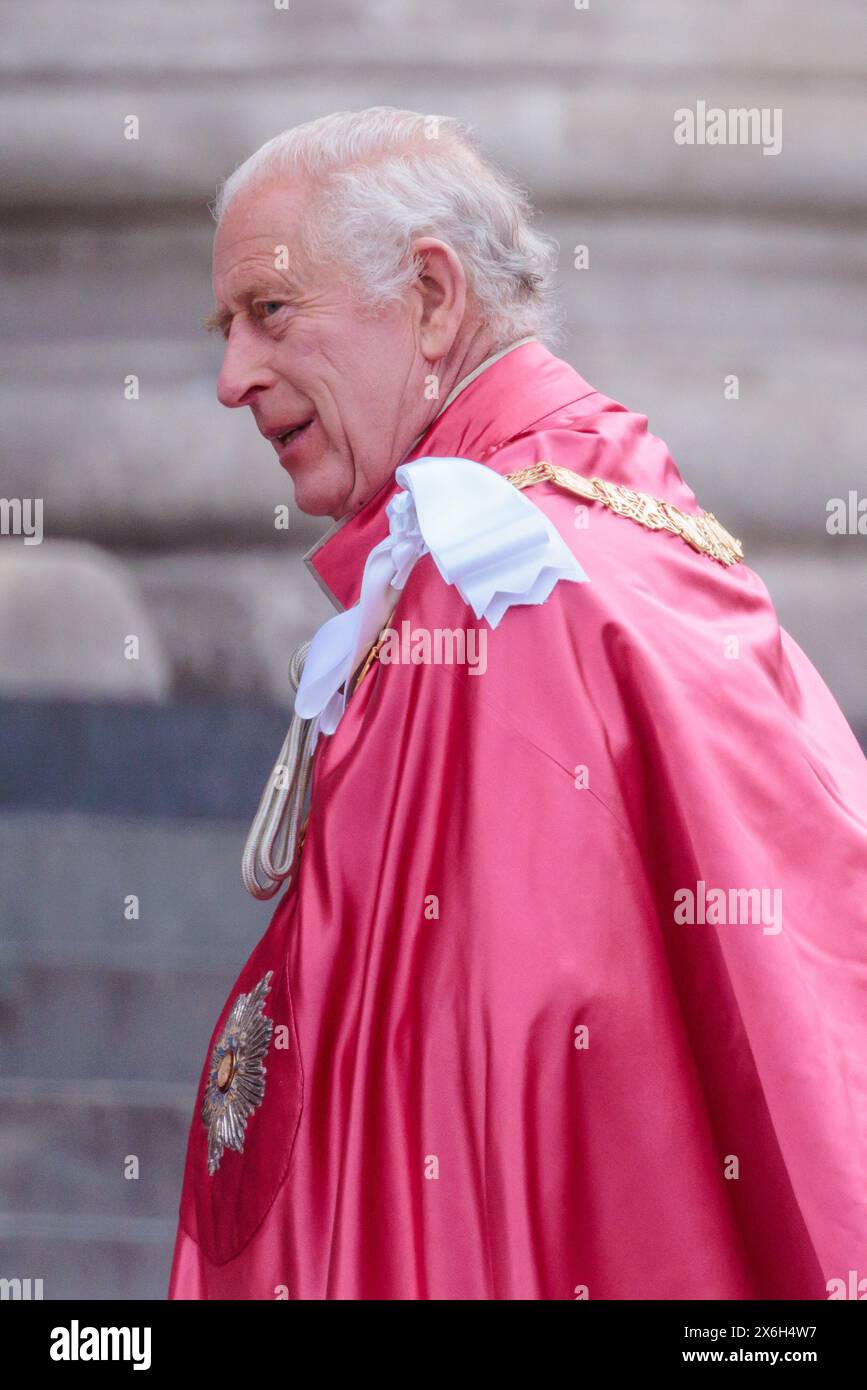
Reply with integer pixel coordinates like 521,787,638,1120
201,970,274,1176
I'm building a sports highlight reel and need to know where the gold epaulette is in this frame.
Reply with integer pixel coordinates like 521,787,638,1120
505,461,744,567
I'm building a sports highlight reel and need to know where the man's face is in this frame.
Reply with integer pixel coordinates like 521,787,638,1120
211,176,426,518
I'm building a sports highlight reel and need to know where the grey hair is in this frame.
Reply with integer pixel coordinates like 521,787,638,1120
213,107,563,345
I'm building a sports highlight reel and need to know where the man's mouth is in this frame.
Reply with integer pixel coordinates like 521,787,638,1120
275,419,314,446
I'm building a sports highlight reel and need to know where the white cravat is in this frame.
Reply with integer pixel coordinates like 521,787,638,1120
295,455,589,735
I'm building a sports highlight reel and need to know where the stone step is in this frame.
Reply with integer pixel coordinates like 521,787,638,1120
0,374,314,550
0,954,256,1083
5,0,864,80
579,339,867,553
0,707,291,818
0,806,266,948
0,541,172,702
0,1227,173,1301
128,550,333,703
0,799,279,1079
5,214,865,349
4,77,866,216
0,1078,191,1219
0,794,276,1074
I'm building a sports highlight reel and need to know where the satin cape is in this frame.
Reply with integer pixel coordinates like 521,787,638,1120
169,342,867,1300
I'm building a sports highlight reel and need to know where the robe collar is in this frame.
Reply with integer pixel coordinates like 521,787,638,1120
303,338,597,611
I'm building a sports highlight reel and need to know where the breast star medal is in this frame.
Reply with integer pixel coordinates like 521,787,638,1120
201,970,275,1176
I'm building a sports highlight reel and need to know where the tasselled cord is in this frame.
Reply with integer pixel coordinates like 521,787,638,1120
240,641,318,900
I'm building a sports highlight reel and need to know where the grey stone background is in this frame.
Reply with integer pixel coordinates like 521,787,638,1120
1,0,865,1299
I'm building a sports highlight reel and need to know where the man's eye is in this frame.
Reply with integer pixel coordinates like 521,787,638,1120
262,302,283,317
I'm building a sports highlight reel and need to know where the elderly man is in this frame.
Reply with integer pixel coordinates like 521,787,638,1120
169,107,867,1301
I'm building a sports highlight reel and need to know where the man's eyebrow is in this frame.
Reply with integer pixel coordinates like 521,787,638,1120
203,306,232,335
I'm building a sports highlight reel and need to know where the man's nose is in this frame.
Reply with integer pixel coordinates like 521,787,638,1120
216,322,275,408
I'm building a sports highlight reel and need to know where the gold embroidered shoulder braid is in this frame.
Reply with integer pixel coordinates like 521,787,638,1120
505,461,744,567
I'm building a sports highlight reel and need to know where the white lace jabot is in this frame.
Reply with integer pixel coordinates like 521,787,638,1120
295,455,589,736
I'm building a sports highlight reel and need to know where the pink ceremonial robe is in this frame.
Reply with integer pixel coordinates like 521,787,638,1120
169,341,867,1300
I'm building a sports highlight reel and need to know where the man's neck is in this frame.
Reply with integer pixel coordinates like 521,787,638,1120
437,323,503,400
400,332,539,465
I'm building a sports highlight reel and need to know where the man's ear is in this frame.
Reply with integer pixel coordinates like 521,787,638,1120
408,237,468,360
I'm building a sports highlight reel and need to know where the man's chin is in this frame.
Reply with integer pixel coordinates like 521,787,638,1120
285,450,389,522
291,491,343,520
285,467,350,521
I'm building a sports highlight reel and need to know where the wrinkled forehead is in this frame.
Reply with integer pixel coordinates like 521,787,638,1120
212,174,315,293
